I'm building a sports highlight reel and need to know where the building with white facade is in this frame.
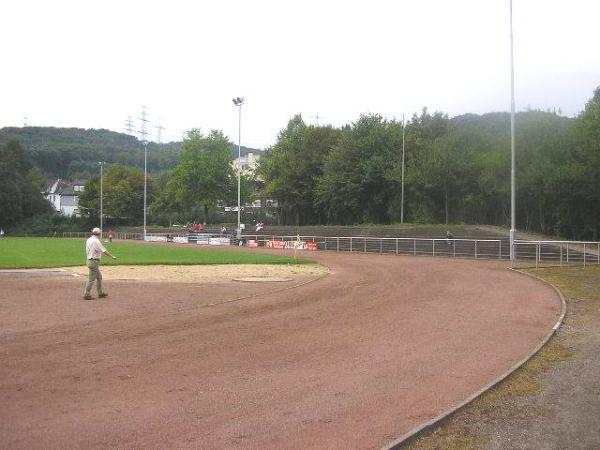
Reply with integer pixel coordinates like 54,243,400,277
44,179,85,217
233,152,260,175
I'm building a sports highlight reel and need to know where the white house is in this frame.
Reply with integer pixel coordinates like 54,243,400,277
233,152,260,175
45,179,85,217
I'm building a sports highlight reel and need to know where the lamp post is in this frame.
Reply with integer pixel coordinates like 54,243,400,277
99,161,104,235
509,0,516,262
232,96,245,238
143,140,148,241
401,114,406,224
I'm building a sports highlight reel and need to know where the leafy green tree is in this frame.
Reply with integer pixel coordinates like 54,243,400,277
0,140,51,227
410,129,478,224
401,109,451,223
78,176,101,223
514,111,575,233
317,114,402,224
150,171,182,226
165,129,236,222
104,166,150,221
259,115,341,225
556,87,600,239
79,165,153,224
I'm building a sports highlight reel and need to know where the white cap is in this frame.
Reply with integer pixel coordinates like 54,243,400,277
92,227,101,235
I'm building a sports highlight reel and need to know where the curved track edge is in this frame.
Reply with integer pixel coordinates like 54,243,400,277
381,268,567,450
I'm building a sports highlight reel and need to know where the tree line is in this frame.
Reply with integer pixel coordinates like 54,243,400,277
1,87,598,239
259,87,600,240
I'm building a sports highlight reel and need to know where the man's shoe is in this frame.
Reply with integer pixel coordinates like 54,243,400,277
83,295,93,300
98,293,108,299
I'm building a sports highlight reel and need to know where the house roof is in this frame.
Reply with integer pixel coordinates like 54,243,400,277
45,179,77,196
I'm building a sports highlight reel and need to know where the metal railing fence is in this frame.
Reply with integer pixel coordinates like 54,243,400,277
62,231,143,240
61,231,232,243
243,234,504,260
514,239,600,268
58,232,600,267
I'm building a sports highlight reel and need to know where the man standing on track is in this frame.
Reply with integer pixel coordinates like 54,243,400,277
84,227,117,300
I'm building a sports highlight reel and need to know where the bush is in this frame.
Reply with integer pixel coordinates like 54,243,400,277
7,213,91,237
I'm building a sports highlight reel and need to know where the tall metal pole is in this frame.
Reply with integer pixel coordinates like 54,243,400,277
144,141,147,240
237,103,242,237
401,114,406,224
509,0,516,261
139,106,149,241
99,162,104,235
232,97,245,238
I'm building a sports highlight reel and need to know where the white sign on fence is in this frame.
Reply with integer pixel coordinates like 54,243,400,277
196,236,210,245
209,237,231,246
145,235,167,242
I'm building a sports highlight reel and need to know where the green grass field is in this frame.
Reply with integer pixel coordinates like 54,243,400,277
0,238,310,269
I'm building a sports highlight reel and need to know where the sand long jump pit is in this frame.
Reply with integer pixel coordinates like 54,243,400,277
65,263,328,283
0,251,561,449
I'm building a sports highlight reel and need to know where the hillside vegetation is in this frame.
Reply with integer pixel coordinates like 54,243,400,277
0,126,261,179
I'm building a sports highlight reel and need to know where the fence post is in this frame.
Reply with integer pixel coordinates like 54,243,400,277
337,237,340,252
536,243,539,268
560,244,563,266
380,239,382,254
350,237,353,252
499,240,502,259
598,243,599,265
432,240,435,257
566,243,569,264
453,240,456,257
584,243,586,267
396,238,398,255
364,238,367,253
413,239,416,256
475,240,478,259
324,238,327,251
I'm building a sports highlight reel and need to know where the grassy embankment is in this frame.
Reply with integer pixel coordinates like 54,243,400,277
0,238,310,269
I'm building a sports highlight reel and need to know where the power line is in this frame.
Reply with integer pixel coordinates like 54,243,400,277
309,113,324,126
124,114,135,135
138,106,149,143
154,121,165,144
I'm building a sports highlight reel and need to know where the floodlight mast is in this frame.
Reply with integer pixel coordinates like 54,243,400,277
232,97,245,238
99,162,104,235
401,114,406,224
509,0,516,262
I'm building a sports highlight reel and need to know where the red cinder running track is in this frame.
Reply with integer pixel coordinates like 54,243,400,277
0,251,561,449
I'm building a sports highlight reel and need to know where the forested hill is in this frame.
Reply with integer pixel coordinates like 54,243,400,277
0,126,262,179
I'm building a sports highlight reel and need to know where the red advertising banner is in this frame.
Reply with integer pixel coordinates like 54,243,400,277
247,239,259,248
266,240,286,249
264,240,318,251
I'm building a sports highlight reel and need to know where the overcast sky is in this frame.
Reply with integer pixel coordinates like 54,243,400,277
2,0,598,148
